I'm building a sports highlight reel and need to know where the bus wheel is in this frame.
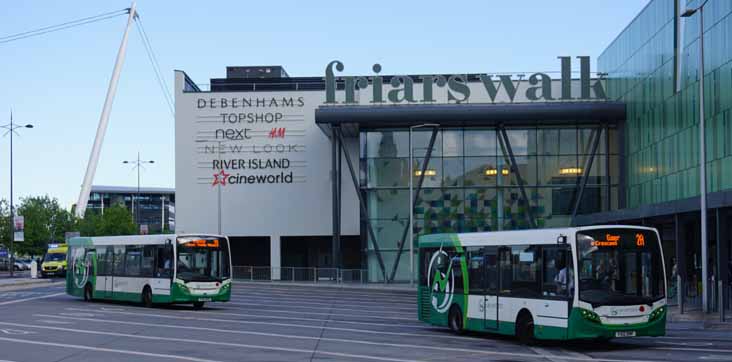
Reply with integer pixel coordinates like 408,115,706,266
193,301,205,309
142,287,153,308
516,312,535,345
448,305,464,335
83,283,93,302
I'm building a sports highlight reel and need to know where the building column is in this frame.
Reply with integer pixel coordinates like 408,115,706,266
270,235,281,280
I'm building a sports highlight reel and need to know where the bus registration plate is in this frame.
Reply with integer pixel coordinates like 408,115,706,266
615,331,636,337
198,298,211,302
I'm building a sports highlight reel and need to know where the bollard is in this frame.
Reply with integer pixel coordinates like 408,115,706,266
720,280,725,322
677,275,684,314
30,260,37,279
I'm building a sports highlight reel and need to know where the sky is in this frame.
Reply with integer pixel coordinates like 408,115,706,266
0,0,650,209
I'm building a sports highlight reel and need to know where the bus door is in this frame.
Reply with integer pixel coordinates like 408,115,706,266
483,246,499,330
100,247,114,298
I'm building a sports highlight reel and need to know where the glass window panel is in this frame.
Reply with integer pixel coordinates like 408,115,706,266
537,155,560,186
500,188,533,230
366,131,408,158
412,130,442,158
609,128,619,154
579,153,607,184
442,130,463,157
465,129,497,156
367,158,409,188
413,158,442,188
538,128,560,155
504,129,532,155
465,188,498,222
559,128,578,155
499,156,537,186
370,220,407,250
442,157,464,187
579,128,605,154
464,157,498,186
609,155,620,185
367,190,409,220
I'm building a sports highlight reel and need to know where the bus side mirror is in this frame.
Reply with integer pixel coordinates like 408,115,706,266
557,235,567,244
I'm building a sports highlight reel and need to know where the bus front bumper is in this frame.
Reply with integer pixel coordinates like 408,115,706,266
567,307,667,339
171,280,232,303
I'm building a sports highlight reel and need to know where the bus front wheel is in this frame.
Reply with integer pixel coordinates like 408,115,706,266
516,312,535,345
83,283,93,302
448,305,464,334
142,287,153,308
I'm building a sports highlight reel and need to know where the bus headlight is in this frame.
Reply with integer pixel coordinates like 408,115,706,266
580,309,601,324
648,306,666,322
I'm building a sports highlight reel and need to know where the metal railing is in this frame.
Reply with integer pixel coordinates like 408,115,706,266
233,266,369,284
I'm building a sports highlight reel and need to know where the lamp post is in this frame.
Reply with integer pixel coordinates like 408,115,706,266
681,0,710,313
123,152,154,233
408,124,439,286
1,111,33,277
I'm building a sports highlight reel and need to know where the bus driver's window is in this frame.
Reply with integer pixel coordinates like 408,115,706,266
156,245,173,278
554,251,574,297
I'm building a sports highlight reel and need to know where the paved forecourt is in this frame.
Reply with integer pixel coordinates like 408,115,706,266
0,282,731,361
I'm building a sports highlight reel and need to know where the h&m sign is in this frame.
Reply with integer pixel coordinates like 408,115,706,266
324,56,606,105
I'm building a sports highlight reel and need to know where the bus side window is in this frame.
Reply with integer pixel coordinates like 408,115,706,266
451,253,464,294
142,245,155,278
467,247,484,294
542,246,572,298
113,246,126,276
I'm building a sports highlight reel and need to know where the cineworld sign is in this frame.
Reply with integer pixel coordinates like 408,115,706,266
324,56,606,104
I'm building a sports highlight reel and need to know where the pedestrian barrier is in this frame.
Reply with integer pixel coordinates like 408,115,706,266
232,266,369,284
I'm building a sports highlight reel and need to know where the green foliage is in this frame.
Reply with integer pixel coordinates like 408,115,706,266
78,203,137,237
15,196,75,256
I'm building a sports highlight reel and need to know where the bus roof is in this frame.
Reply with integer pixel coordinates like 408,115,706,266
67,234,227,247
418,225,658,248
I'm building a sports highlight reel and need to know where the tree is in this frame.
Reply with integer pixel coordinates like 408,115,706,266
77,203,136,237
0,199,9,250
15,196,74,256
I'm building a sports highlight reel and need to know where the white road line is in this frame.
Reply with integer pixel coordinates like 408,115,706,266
232,291,415,305
0,320,661,362
56,309,465,340
182,308,426,328
227,300,415,315
233,284,415,298
177,303,417,321
229,297,416,312
654,347,732,353
0,292,64,306
0,336,222,362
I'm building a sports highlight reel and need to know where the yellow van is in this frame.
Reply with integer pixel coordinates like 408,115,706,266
41,243,68,277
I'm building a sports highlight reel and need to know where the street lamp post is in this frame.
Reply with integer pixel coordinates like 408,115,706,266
408,124,439,286
1,111,33,277
681,0,710,314
123,152,154,233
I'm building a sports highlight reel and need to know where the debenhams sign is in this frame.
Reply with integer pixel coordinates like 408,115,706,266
325,56,605,104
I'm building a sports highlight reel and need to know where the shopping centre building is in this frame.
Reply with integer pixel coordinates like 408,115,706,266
174,0,731,313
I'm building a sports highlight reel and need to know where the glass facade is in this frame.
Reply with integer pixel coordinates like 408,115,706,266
599,0,732,208
360,126,619,281
87,189,176,233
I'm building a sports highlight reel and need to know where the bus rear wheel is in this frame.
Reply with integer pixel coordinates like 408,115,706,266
83,283,93,302
448,305,464,334
142,287,153,308
193,301,205,309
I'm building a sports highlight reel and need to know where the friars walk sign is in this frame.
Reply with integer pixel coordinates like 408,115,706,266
325,56,606,105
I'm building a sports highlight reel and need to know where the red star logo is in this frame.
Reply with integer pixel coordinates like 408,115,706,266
212,169,230,186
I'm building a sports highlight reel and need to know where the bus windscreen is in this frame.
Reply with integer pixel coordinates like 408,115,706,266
576,229,664,307
176,237,230,282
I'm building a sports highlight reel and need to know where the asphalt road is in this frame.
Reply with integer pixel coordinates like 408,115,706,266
0,282,730,362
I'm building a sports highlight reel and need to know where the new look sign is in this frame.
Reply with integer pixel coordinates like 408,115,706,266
325,56,606,105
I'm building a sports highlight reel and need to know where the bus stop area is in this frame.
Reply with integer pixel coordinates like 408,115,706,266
0,282,729,362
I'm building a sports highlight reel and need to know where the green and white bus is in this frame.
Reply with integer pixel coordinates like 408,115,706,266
66,234,232,308
418,226,667,342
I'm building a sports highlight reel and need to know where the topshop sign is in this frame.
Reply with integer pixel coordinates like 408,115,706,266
324,56,606,104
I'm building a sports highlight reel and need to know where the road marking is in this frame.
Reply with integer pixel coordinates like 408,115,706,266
233,284,416,298
0,336,222,362
654,347,732,354
184,308,426,329
228,299,415,314
55,309,468,341
0,292,64,306
656,341,714,347
232,291,415,307
36,320,73,325
530,346,576,362
0,328,34,335
0,320,660,362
